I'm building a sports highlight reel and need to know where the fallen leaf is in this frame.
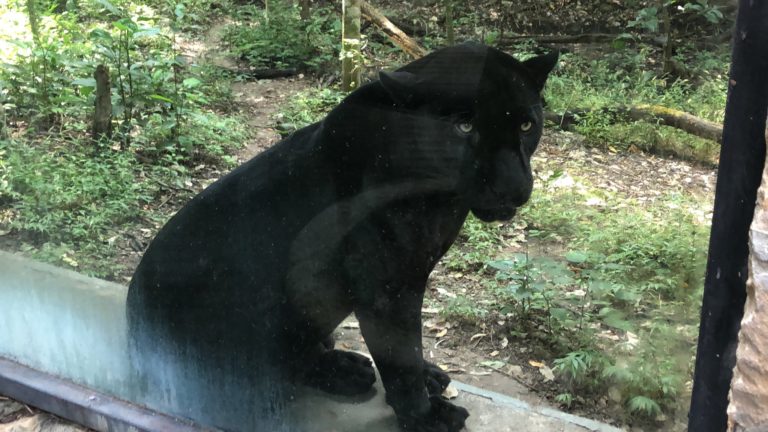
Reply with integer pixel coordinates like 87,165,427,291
626,331,639,348
442,384,459,399
61,254,78,267
489,350,499,357
500,337,509,348
480,360,506,370
506,365,523,376
436,287,456,298
528,360,545,368
469,333,486,343
436,328,448,338
539,365,555,382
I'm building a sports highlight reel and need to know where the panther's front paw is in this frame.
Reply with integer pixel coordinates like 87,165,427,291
424,361,451,396
303,349,376,396
398,396,469,432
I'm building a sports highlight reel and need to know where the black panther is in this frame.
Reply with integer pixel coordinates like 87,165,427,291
126,43,557,432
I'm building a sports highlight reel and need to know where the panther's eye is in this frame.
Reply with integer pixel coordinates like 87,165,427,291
520,121,533,132
456,122,473,134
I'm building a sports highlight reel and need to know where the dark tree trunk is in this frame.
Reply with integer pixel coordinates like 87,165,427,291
53,0,67,13
660,0,674,76
688,1,768,431
92,65,112,141
300,0,310,21
445,0,454,46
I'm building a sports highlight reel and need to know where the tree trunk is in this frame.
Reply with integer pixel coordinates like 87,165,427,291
445,0,454,46
92,65,112,141
660,0,675,76
300,0,310,20
25,0,41,46
728,139,768,431
53,0,67,13
359,0,427,59
341,0,363,92
0,104,6,140
689,0,768,430
546,105,724,143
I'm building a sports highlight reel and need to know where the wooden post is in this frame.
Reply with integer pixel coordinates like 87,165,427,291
92,64,112,141
688,1,768,431
341,0,362,92
300,0,310,21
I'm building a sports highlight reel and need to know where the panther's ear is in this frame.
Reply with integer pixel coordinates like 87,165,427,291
522,51,559,92
379,70,422,106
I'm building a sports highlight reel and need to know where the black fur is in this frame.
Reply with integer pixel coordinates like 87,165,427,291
126,43,557,431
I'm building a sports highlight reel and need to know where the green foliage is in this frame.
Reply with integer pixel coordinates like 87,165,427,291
441,295,488,322
0,0,247,279
553,350,607,388
1,138,149,244
542,48,728,162
487,254,577,334
276,87,345,132
224,1,339,72
0,0,233,157
0,8,94,126
629,0,725,33
627,396,662,417
132,109,248,166
554,392,574,408
576,201,706,300
448,171,708,420
444,214,502,271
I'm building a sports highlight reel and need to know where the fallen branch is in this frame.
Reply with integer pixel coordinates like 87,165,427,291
498,33,665,48
545,104,723,144
232,68,298,80
359,0,427,59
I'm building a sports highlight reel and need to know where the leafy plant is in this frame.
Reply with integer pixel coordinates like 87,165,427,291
276,87,345,132
224,1,339,72
442,295,488,322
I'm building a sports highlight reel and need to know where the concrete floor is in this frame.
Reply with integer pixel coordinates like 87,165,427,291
289,374,623,432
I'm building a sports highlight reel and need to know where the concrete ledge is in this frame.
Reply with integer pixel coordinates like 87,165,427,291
0,250,624,432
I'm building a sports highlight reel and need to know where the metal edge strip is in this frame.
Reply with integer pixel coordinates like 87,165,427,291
0,356,211,432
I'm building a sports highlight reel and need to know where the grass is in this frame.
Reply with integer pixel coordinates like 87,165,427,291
442,166,709,422
540,46,728,162
0,105,250,279
0,0,251,279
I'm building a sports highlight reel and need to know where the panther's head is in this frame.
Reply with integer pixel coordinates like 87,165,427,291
377,43,558,222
